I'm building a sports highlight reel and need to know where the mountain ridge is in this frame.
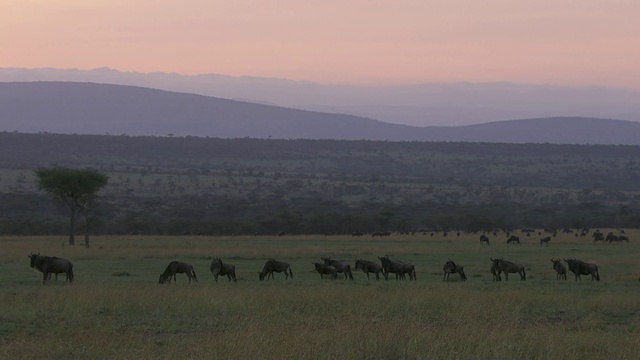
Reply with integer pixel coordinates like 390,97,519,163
1,81,638,145
2,67,640,127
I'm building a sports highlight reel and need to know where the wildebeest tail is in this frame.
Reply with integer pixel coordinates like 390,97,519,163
523,268,526,281
192,268,198,282
412,267,417,281
288,267,293,279
595,267,600,281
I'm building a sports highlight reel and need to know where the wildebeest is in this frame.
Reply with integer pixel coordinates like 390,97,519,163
490,261,502,282
506,235,521,245
442,260,467,281
540,236,551,246
605,232,619,243
490,257,526,281
321,257,354,280
480,234,490,245
159,261,197,284
563,258,600,281
258,259,293,281
312,262,338,279
378,256,416,281
592,231,604,242
210,257,237,283
354,259,384,281
28,253,74,284
551,259,567,280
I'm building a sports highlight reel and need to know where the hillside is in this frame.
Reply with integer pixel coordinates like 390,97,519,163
1,81,639,145
3,67,640,127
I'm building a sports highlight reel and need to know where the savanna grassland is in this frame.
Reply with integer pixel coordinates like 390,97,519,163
2,231,639,359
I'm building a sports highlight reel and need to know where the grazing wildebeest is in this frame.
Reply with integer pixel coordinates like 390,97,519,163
563,258,600,281
312,262,338,279
605,233,619,243
28,253,74,284
490,261,502,282
355,259,384,281
442,260,467,281
159,261,197,284
480,234,490,246
210,257,237,283
592,230,604,242
551,259,567,280
378,256,416,281
540,236,551,246
490,257,525,281
258,259,293,281
321,257,354,280
506,235,521,245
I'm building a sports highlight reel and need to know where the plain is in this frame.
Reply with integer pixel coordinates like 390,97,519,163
2,231,639,359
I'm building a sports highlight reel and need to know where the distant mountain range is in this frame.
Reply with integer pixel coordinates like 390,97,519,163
2,67,640,127
1,81,639,145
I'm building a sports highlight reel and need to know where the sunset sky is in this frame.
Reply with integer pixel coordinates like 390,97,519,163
2,0,639,87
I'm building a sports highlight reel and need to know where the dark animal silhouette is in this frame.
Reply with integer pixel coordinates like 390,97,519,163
443,260,467,281
563,258,600,281
480,234,490,245
321,257,353,280
490,261,502,282
355,259,383,280
507,235,521,245
592,231,604,242
540,237,551,246
210,257,237,282
551,259,567,280
159,261,197,284
378,256,416,281
605,233,619,242
258,259,293,281
313,262,338,279
29,253,74,284
490,257,526,281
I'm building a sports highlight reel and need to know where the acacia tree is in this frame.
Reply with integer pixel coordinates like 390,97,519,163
35,168,109,247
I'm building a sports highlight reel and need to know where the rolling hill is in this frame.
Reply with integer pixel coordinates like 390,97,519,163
1,81,639,145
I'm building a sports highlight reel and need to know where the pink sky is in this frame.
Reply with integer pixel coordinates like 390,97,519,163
1,0,639,87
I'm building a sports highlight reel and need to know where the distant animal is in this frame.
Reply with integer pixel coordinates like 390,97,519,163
28,253,74,284
443,260,467,281
618,235,630,242
480,234,490,245
378,256,416,281
209,257,237,283
540,237,551,246
506,235,521,245
551,259,567,280
490,257,526,281
354,259,384,281
605,233,619,243
490,261,502,282
563,258,600,281
258,259,293,281
592,231,604,242
312,262,338,279
159,261,197,284
321,257,354,280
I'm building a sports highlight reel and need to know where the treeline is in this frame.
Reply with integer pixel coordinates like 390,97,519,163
1,132,640,236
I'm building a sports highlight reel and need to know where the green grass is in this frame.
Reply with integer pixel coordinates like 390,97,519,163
2,231,640,359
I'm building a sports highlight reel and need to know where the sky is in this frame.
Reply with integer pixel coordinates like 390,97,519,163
1,0,640,88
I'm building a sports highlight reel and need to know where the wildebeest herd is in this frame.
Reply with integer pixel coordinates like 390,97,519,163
27,252,604,284
27,226,626,285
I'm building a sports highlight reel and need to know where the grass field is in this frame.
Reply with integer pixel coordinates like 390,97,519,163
1,231,640,359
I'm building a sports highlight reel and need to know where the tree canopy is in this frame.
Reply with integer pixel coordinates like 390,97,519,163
35,167,109,246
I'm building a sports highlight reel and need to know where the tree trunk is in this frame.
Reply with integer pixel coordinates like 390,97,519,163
84,217,90,248
69,208,76,245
